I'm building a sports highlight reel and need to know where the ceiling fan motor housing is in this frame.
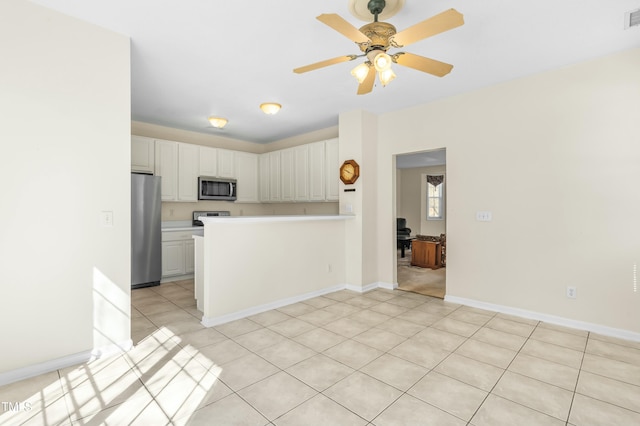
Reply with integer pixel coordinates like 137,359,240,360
358,21,396,53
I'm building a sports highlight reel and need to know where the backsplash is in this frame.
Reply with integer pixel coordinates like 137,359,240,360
161,200,338,221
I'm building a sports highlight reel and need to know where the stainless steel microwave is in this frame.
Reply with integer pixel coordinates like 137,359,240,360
198,176,237,201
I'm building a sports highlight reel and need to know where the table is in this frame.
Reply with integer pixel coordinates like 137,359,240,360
411,240,442,269
397,236,415,258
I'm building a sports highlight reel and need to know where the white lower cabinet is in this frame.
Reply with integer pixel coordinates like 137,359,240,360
161,230,199,279
162,241,185,277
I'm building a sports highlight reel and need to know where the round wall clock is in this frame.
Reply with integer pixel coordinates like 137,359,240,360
340,159,360,184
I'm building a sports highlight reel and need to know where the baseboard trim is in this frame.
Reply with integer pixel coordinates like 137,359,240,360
201,284,347,327
445,295,640,343
378,281,398,290
161,273,194,284
202,281,408,327
0,339,133,387
345,282,379,293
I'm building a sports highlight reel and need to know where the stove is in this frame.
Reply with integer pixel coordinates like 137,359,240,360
192,210,230,226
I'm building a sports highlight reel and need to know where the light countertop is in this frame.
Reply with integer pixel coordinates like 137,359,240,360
200,214,355,224
161,220,203,232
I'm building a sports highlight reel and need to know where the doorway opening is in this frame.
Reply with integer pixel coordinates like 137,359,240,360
395,148,446,298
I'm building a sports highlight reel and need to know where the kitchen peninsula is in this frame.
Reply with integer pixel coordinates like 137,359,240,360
196,214,354,326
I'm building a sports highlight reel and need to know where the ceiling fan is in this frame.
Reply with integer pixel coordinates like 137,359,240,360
293,0,464,95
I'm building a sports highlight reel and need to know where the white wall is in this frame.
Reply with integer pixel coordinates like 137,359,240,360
339,110,380,290
374,48,640,334
0,0,131,380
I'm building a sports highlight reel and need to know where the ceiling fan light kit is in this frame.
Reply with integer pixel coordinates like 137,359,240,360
379,68,396,86
293,0,464,95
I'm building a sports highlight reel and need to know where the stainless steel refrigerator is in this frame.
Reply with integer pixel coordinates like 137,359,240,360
131,173,162,289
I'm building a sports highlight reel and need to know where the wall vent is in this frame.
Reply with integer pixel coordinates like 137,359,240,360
625,8,640,29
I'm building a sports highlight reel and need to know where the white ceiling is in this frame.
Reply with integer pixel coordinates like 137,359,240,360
30,0,640,144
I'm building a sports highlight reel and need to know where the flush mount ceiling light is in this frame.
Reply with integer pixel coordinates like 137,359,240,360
260,103,282,115
293,0,464,95
208,116,228,129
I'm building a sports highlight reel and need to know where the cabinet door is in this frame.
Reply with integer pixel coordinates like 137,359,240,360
294,145,309,201
259,153,270,202
218,149,236,178
131,135,155,173
325,138,339,201
280,148,294,202
199,146,218,177
155,140,178,201
184,239,195,274
308,141,326,201
235,152,259,203
162,241,185,276
178,143,199,201
269,151,281,202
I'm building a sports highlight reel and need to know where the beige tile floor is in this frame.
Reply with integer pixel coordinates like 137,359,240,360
2,279,640,425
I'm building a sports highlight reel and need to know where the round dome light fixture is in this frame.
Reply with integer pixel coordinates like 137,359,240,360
208,116,228,129
260,103,282,115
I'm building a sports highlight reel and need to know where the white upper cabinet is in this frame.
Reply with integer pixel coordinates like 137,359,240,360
154,140,178,201
294,144,310,202
218,149,236,178
259,153,270,202
177,143,199,202
146,136,339,205
235,152,259,203
131,135,155,174
280,148,295,202
155,140,197,202
198,146,218,177
325,138,339,201
268,151,281,202
308,141,326,201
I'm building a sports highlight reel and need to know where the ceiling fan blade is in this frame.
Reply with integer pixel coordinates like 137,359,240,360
391,8,464,47
394,52,453,77
317,14,371,44
293,55,357,74
357,65,375,95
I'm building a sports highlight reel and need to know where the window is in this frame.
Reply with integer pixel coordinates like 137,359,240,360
427,175,444,220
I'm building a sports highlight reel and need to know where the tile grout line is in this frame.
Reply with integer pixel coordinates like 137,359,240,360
463,316,540,425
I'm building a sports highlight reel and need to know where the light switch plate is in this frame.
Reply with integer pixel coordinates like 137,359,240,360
100,211,114,227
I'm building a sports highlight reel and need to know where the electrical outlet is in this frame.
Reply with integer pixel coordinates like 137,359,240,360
566,286,577,299
476,211,492,221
